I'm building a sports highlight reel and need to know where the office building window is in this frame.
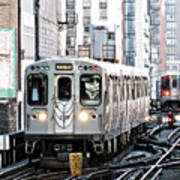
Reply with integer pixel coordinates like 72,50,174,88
173,66,177,71
67,36,76,47
108,32,115,40
83,36,90,45
99,0,107,9
83,16,91,25
166,55,175,61
166,14,176,22
166,22,177,28
83,0,91,9
166,66,170,71
99,10,107,20
66,0,75,9
84,26,90,33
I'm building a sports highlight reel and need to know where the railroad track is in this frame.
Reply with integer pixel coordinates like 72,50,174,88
1,122,180,180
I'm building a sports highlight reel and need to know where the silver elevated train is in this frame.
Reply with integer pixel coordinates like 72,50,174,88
24,57,149,162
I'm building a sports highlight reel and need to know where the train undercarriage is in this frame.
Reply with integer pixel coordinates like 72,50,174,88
25,123,146,169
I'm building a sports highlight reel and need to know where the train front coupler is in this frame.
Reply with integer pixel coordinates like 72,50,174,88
25,141,37,155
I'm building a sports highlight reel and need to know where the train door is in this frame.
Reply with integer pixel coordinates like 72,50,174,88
54,75,74,134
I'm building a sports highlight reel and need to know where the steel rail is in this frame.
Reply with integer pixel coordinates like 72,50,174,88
150,168,162,180
140,137,180,180
116,169,135,180
168,127,180,140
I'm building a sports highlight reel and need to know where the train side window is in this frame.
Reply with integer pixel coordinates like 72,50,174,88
80,74,101,106
132,80,135,100
145,79,148,96
58,77,71,101
126,80,129,100
27,74,48,106
120,79,124,101
172,79,177,88
137,83,140,98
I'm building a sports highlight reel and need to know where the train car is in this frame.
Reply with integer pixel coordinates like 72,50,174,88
24,57,149,165
160,72,180,111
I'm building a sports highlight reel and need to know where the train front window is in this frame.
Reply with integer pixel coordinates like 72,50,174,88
27,74,48,105
58,77,71,101
172,79,177,88
80,74,101,106
161,79,169,90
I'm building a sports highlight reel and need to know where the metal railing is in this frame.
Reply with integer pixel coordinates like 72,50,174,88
0,131,26,168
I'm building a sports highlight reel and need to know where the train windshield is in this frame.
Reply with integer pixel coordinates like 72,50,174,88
172,79,177,88
27,74,48,105
80,74,101,106
57,77,71,101
161,78,169,90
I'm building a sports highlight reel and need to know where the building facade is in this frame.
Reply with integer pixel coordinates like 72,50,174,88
123,0,150,68
149,0,166,99
135,0,150,69
165,0,180,72
60,0,123,63
21,0,60,61
123,0,136,66
0,0,18,133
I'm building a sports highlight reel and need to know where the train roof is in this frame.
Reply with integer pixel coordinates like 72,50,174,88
27,57,149,78
160,72,180,77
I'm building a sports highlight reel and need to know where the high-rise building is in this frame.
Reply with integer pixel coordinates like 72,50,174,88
123,0,136,66
135,0,150,69
123,0,150,68
149,0,166,99
165,0,180,71
21,0,60,61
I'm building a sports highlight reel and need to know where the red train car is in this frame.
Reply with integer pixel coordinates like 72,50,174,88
161,73,180,111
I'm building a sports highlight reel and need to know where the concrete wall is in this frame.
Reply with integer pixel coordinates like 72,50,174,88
0,0,17,28
0,0,18,133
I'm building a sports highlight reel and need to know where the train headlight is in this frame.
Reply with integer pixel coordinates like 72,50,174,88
79,111,89,122
37,111,48,122
174,114,180,121
165,91,170,96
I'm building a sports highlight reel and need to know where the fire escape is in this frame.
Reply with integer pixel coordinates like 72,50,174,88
66,0,77,56
149,0,160,99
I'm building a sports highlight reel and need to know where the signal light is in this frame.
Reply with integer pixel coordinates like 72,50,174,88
168,111,175,123
168,111,172,116
31,66,35,70
89,66,93,70
94,66,98,71
168,118,174,123
35,66,40,71
84,66,88,71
